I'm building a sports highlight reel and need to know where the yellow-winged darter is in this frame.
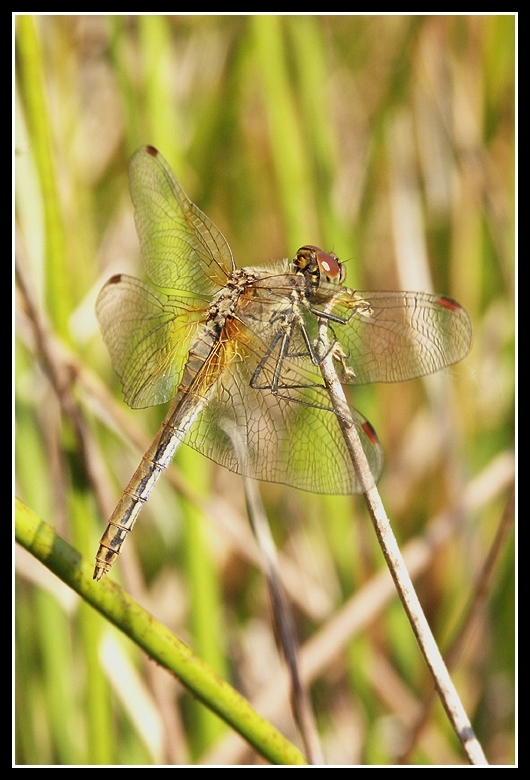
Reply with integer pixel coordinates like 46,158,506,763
94,146,472,580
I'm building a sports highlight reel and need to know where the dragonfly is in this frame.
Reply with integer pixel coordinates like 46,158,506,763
94,145,472,580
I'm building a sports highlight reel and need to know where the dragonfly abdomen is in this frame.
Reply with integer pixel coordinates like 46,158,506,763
93,423,179,579
93,328,219,580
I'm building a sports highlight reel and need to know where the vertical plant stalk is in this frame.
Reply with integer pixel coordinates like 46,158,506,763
220,419,324,765
16,16,70,341
315,315,488,766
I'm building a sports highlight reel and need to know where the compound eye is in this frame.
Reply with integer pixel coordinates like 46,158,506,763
316,250,344,285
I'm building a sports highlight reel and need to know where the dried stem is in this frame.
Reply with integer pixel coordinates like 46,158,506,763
15,258,109,520
219,419,323,765
316,316,488,766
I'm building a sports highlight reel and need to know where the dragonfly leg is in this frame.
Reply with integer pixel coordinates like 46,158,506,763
304,294,374,327
250,328,288,391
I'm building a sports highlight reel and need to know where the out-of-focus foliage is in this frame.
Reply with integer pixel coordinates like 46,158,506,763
15,15,514,765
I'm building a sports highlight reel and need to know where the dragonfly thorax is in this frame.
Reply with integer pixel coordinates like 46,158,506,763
207,268,258,323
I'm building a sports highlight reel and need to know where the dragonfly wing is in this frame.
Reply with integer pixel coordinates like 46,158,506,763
181,322,383,494
327,290,473,384
129,146,234,296
96,274,205,409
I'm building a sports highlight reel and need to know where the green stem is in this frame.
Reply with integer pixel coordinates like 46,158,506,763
15,498,307,766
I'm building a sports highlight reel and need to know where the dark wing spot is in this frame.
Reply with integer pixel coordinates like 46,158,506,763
437,295,461,312
362,420,379,445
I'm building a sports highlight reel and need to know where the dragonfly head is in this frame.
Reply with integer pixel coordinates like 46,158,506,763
292,245,346,288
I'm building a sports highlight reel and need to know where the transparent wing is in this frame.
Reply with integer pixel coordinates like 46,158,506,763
163,277,469,490
96,274,206,409
129,146,234,296
180,320,383,494
312,289,473,384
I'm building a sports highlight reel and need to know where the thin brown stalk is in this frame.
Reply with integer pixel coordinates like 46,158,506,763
219,419,324,765
15,257,109,521
315,315,488,766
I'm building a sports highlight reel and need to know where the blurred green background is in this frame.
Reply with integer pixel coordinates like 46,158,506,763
15,15,515,765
